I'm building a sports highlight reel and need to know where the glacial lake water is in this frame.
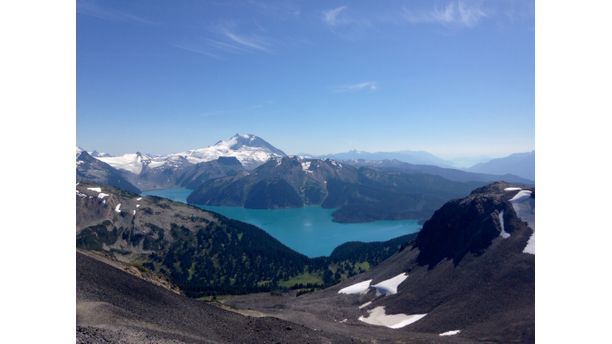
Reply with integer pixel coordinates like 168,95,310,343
142,188,421,257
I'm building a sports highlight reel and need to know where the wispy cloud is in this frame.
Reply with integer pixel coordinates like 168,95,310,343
323,6,348,27
77,0,153,25
223,30,272,52
175,22,274,59
333,81,378,93
173,29,273,60
403,1,486,28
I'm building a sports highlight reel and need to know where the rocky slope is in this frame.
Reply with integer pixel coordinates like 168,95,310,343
77,251,356,344
177,156,247,189
224,182,535,343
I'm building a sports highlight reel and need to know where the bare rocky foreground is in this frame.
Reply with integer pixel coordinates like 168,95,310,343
76,252,357,344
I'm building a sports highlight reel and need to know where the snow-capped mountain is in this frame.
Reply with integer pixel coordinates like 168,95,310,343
94,134,286,174
96,152,152,175
169,133,286,169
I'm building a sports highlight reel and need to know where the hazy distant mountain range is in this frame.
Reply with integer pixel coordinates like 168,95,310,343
315,150,454,167
468,151,535,181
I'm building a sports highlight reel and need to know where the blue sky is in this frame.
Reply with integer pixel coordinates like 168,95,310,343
77,0,534,159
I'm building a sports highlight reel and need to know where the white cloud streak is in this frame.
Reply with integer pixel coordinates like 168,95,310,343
334,81,378,93
223,31,272,52
323,6,348,26
175,23,273,59
403,1,486,27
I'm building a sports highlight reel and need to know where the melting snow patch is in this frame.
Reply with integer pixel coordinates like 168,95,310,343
87,187,102,193
498,210,510,238
359,301,372,309
523,233,535,254
358,307,426,329
136,204,140,208
439,330,461,336
301,161,311,172
509,190,532,202
372,273,409,296
136,197,142,201
338,280,372,295
504,187,522,192
115,203,122,213
132,210,136,215
76,190,87,198
509,189,535,254
97,193,109,199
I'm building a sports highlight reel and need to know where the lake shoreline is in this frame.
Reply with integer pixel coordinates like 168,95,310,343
143,187,422,257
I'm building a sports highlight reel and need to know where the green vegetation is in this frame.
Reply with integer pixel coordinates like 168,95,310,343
278,271,323,289
76,183,417,297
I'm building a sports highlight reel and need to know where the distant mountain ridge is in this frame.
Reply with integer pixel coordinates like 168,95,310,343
468,151,535,181
316,149,454,167
348,159,533,185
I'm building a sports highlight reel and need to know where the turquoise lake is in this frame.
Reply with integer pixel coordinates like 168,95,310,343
142,188,421,258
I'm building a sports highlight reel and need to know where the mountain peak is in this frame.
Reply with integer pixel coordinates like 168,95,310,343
212,134,286,157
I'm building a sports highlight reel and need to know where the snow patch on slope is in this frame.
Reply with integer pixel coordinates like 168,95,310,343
114,203,122,213
504,187,522,192
509,189,532,203
358,306,426,329
338,280,372,295
372,273,408,296
359,301,372,309
439,330,461,336
509,189,535,254
87,187,102,193
523,234,535,254
498,210,510,238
